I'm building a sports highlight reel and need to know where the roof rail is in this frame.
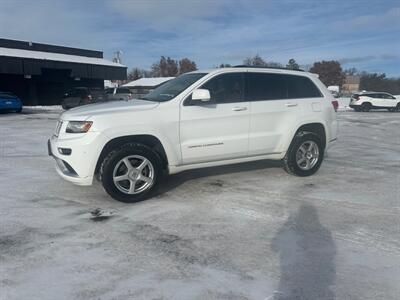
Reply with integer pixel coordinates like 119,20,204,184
233,65,305,72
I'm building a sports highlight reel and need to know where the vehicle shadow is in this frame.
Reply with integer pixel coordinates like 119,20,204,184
271,203,336,300
155,159,282,196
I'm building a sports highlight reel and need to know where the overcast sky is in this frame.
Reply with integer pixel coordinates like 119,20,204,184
0,0,399,76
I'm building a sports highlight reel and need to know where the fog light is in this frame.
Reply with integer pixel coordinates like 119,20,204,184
58,148,72,155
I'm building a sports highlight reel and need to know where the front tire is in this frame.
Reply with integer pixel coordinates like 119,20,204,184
100,143,162,202
283,132,324,177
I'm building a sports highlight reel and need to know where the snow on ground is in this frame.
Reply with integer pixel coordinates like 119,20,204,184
0,109,399,300
22,105,63,113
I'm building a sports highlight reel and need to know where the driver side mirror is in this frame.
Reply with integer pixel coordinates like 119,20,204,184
192,89,211,102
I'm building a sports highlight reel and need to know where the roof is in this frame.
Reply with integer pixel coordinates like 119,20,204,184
123,77,174,87
0,38,102,58
234,65,305,71
0,47,124,67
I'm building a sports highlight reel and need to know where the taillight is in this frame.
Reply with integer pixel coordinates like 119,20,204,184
331,100,338,112
128,94,133,100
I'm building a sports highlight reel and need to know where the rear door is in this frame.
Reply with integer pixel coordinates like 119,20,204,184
369,93,384,107
381,93,397,107
180,72,250,164
246,73,323,155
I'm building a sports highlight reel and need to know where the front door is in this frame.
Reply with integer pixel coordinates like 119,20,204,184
180,73,249,164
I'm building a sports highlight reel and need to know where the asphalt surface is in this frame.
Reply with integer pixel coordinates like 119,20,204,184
0,108,399,300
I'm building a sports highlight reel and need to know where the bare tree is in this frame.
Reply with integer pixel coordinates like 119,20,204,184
218,63,232,68
309,60,345,86
286,58,300,70
243,54,268,67
179,58,197,74
127,68,151,81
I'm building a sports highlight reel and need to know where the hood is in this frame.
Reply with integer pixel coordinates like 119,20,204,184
61,99,159,121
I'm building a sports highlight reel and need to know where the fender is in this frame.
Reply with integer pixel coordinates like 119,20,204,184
282,119,329,152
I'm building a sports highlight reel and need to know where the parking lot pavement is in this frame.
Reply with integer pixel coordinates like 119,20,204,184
0,109,399,300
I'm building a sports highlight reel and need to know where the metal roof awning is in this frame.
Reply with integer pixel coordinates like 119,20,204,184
0,47,127,80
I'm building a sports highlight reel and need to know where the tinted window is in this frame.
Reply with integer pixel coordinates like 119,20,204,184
71,88,88,97
116,88,131,94
287,75,322,99
245,73,287,101
201,73,244,103
144,73,207,102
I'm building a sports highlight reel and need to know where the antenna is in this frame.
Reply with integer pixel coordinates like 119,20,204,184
113,50,123,64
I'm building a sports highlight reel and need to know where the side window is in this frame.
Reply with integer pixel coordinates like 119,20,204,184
117,88,131,94
286,75,322,99
105,88,114,94
77,89,88,97
201,73,244,103
245,73,287,101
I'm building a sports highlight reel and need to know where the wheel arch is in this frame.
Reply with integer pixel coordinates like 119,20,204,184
95,135,169,175
293,122,327,150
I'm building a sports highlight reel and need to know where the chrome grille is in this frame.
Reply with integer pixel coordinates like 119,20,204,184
54,121,63,136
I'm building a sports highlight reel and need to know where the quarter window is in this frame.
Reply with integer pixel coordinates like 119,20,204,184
286,75,322,99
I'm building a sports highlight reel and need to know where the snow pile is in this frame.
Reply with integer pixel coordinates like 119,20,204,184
337,97,352,111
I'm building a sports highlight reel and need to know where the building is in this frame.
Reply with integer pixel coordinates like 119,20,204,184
342,75,361,93
123,77,173,98
0,38,127,105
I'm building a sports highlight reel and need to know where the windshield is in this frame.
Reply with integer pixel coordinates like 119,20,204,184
142,73,207,102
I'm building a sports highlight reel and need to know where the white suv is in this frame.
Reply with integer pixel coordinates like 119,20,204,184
349,92,400,112
48,67,338,202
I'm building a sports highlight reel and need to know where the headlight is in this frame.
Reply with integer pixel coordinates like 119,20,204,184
66,121,93,133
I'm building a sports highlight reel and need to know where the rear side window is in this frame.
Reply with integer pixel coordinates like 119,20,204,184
116,88,131,94
245,73,287,101
286,75,322,99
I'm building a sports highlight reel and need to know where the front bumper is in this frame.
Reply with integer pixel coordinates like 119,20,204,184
48,131,105,186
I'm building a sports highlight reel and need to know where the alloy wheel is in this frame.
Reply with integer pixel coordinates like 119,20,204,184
112,155,155,195
296,141,320,171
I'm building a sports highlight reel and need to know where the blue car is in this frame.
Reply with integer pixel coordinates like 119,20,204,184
0,92,23,113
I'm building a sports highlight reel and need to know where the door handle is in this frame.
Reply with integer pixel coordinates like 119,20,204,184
232,106,247,111
285,102,298,107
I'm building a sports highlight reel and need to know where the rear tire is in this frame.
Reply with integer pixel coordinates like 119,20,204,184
100,143,162,203
361,103,371,112
283,132,324,177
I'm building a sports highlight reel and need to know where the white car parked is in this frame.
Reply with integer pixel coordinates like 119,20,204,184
350,92,400,112
48,67,338,202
